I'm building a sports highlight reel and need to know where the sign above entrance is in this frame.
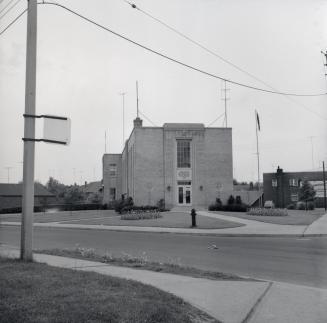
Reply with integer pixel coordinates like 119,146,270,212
177,169,192,180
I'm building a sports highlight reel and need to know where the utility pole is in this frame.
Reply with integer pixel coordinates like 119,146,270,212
221,80,230,127
323,161,326,211
4,167,13,183
21,0,37,261
255,109,261,206
119,92,126,146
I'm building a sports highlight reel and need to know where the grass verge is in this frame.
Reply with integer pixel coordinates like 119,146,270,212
37,247,256,282
0,256,218,323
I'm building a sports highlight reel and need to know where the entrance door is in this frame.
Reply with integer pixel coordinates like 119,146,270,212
177,185,192,205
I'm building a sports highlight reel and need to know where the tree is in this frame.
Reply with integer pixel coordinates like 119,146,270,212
64,186,85,205
299,180,316,210
46,177,67,199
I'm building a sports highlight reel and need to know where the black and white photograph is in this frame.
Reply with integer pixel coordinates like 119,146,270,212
1,0,327,322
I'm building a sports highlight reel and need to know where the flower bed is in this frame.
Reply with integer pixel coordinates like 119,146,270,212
121,210,162,220
247,208,288,216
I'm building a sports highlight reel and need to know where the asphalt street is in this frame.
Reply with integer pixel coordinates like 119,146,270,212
1,226,326,288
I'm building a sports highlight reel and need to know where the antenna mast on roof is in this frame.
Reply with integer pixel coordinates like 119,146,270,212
221,80,230,127
136,81,139,118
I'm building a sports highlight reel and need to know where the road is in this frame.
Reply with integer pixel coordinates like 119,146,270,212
1,225,326,288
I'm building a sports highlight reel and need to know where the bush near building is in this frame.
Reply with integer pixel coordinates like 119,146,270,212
247,208,288,216
208,196,247,212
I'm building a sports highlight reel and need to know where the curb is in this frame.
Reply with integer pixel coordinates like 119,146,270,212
1,222,326,237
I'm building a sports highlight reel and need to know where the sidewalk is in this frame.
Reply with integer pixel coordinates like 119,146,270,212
1,247,326,323
303,212,327,236
1,211,326,237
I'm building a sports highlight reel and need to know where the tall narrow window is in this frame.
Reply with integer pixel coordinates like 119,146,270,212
109,164,117,176
110,188,116,200
177,140,191,168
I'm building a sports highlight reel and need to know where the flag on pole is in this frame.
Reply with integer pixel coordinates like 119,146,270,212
255,110,261,131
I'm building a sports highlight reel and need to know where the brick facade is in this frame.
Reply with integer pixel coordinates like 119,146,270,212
103,120,233,208
263,167,326,208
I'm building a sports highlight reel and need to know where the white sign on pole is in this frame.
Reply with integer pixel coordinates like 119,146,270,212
43,116,71,145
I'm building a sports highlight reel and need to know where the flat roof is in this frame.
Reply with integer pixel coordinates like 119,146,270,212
163,123,204,129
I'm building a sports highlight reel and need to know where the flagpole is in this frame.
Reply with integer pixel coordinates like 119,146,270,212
255,109,261,206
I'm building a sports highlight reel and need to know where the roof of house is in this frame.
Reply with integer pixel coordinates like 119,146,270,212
0,183,54,197
82,181,103,194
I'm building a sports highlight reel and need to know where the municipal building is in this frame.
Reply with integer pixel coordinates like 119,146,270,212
103,117,233,209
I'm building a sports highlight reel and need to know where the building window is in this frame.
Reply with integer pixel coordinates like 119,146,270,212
109,164,117,176
110,188,116,200
177,140,191,168
291,193,298,202
289,179,297,187
272,179,277,187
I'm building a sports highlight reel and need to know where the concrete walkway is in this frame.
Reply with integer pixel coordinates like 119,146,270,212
1,247,326,323
1,211,326,237
303,212,327,236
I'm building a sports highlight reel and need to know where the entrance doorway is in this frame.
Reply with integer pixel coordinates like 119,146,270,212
177,181,192,205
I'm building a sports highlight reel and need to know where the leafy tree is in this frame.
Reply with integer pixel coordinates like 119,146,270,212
299,180,316,210
46,177,67,199
64,186,85,205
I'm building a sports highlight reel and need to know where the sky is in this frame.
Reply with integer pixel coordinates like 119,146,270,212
0,0,327,185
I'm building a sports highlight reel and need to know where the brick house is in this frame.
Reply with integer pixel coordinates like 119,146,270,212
0,183,56,211
103,118,233,209
263,167,325,208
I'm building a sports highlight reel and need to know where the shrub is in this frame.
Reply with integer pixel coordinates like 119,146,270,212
286,204,295,210
208,198,223,211
115,197,134,214
156,199,165,211
296,202,305,210
227,195,235,205
247,208,288,216
121,211,162,220
235,195,242,205
224,204,247,212
307,202,315,210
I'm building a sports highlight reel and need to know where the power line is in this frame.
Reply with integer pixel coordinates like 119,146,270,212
0,7,26,35
35,2,326,98
207,112,225,127
0,0,22,21
0,0,16,15
124,1,327,121
139,110,157,126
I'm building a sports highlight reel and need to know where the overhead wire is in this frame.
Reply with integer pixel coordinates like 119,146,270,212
34,1,326,98
0,7,26,35
0,0,16,15
207,112,225,127
123,1,327,121
139,110,157,127
0,0,22,20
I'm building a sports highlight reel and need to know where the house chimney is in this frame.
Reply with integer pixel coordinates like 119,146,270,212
133,117,143,128
84,181,87,188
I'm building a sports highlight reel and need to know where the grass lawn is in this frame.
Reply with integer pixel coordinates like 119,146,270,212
211,209,325,225
0,257,218,323
1,210,244,229
38,247,255,282
60,212,244,229
0,209,116,223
